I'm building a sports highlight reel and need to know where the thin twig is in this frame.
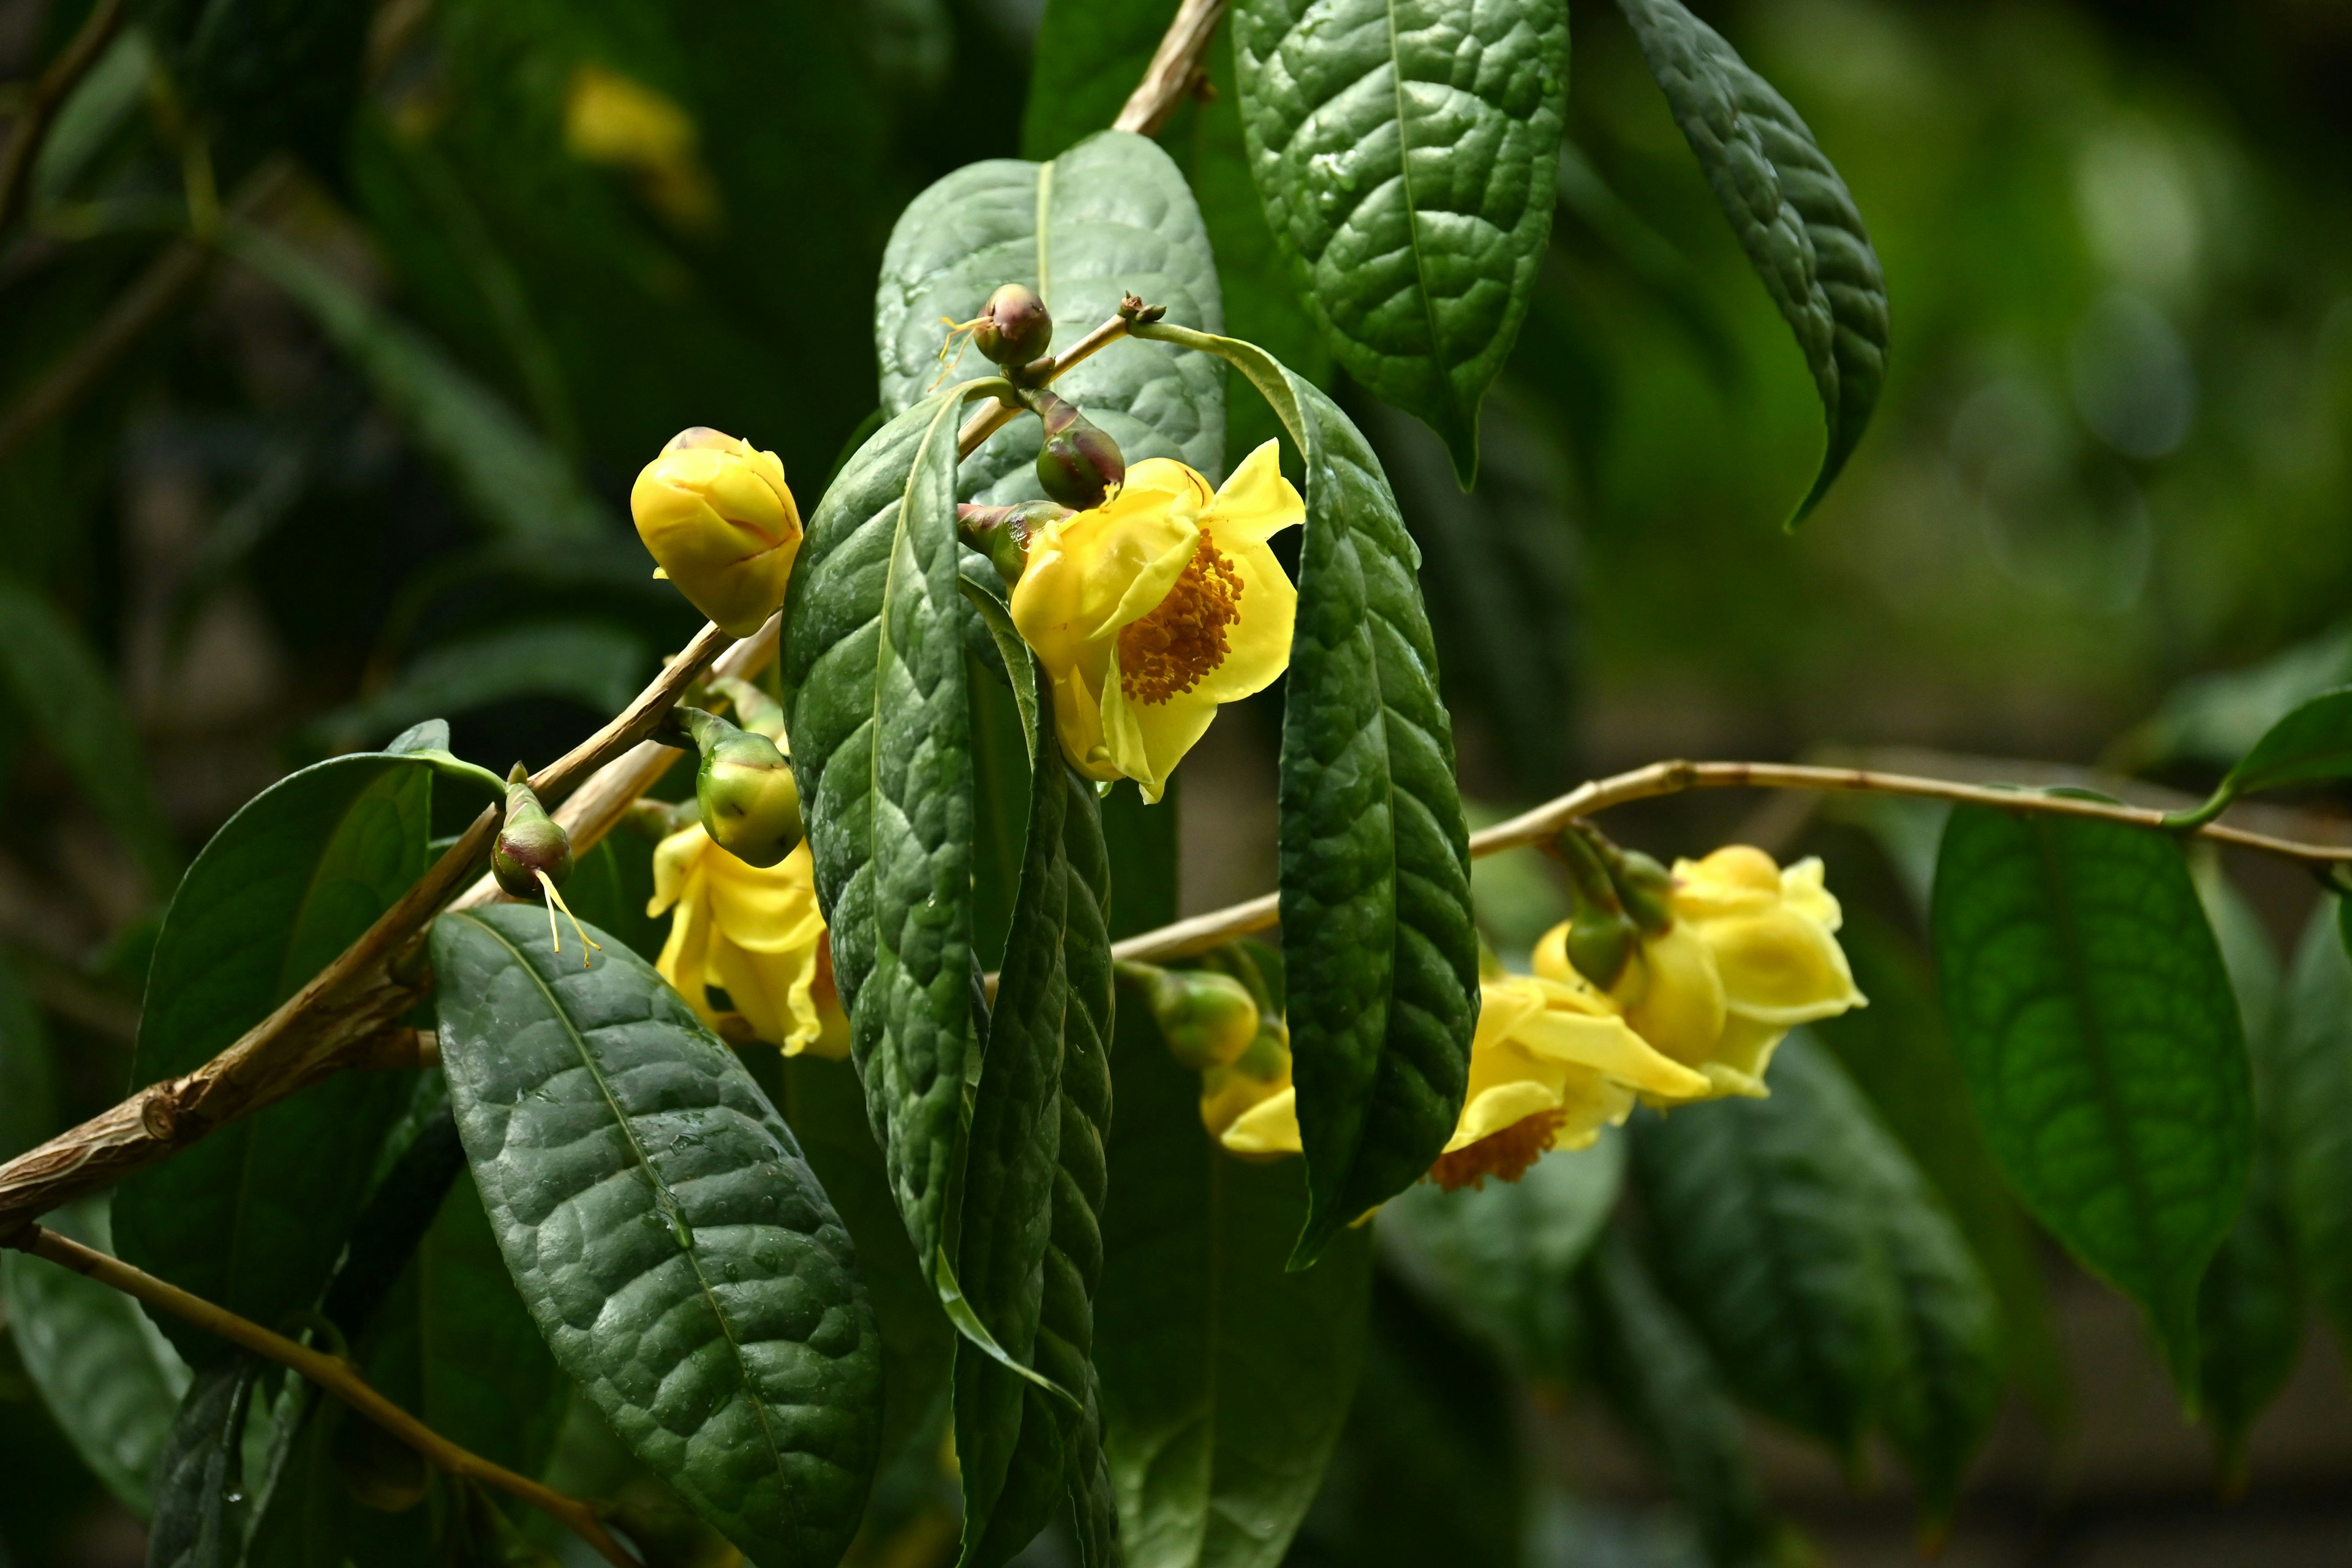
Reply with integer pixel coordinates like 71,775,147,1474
0,0,124,238
1102,759,2352,966
1114,0,1229,137
3,1226,636,1567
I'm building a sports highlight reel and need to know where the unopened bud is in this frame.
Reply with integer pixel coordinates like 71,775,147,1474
957,499,1071,587
1564,908,1636,992
671,707,804,867
1033,391,1125,510
973,283,1054,369
1117,960,1260,1071
1613,848,1676,935
492,764,575,900
630,427,802,638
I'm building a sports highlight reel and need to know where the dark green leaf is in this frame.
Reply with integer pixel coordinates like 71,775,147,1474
1613,0,1888,526
2169,686,2352,828
1378,1130,1620,1383
1097,1006,1371,1568
2271,900,2352,1354
1135,323,1480,1265
876,131,1226,502
1231,0,1569,481
1578,1230,1789,1568
116,752,437,1366
432,903,882,1567
0,948,58,1162
1932,803,2252,1390
951,588,1117,1567
1021,0,1170,160
0,1199,192,1517
2196,1146,2301,1486
0,576,179,891
307,624,650,752
780,390,978,1282
146,1360,258,1568
2110,620,2352,776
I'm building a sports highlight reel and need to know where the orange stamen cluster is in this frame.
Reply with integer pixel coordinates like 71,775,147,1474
1118,535,1243,705
1427,1110,1570,1193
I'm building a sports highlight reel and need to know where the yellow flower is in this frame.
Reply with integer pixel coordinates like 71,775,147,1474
1008,441,1303,803
564,64,721,232
647,824,847,1058
1199,1021,1303,1161
630,428,802,638
1534,846,1865,1100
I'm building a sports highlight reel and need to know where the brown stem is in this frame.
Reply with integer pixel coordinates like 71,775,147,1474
1114,0,1229,137
0,0,125,238
1101,758,2352,966
3,1227,636,1567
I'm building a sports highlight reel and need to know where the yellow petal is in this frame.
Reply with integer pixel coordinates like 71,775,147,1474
655,861,722,1034
1701,908,1865,1025
1046,665,1119,782
1099,665,1217,805
1191,534,1296,704
709,930,820,1050
704,840,827,954
1507,1005,1712,1100
1200,441,1304,545
1778,856,1843,930
1447,1078,1565,1151
648,824,710,916
1219,1086,1303,1158
1611,923,1728,1068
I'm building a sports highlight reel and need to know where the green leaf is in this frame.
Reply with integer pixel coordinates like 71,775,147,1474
875,130,1226,502
116,751,438,1366
1021,0,1170,160
1814,916,2067,1423
215,222,623,551
0,947,59,1162
2167,685,2352,828
1135,322,1482,1265
1096,999,1372,1568
1231,0,1569,482
146,1360,259,1568
0,576,179,891
2196,1145,2301,1486
307,624,651,752
1634,1035,2002,1509
1578,1229,1789,1568
1613,0,1889,526
431,903,882,1567
0,1199,192,1517
2271,900,2352,1355
1378,1130,1621,1383
780,390,978,1282
1932,802,2253,1390
2110,620,2352,776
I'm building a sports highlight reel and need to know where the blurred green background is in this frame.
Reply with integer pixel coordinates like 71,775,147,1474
4,0,2352,1563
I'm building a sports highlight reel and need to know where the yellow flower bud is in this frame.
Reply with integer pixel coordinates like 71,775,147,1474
1009,442,1303,803
1118,960,1261,1071
630,428,802,638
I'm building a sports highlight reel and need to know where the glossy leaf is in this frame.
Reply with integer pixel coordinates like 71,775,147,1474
1932,802,2252,1390
1136,322,1480,1265
1378,1129,1621,1383
1635,1035,2001,1509
1231,0,1569,481
146,1361,259,1568
0,1199,192,1517
432,903,882,1567
780,390,978,1281
0,577,178,891
1096,995,1372,1568
116,751,438,1366
875,131,1225,503
2169,685,2352,828
1615,0,1889,525
951,583,1118,1567
2272,900,2352,1352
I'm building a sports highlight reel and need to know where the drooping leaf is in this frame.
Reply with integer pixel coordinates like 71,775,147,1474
1231,0,1570,481
2109,620,2352,776
1135,322,1480,1265
1613,0,1889,526
2271,900,2352,1354
116,750,440,1366
307,623,651,752
875,130,1226,503
431,903,882,1567
1098,996,1370,1568
2196,1145,2301,1487
145,1360,260,1568
0,576,179,891
779,390,978,1282
2169,686,2352,828
0,1199,192,1517
1932,802,2252,1392
1634,1035,2002,1509
950,590,1118,1567
1379,1130,1621,1384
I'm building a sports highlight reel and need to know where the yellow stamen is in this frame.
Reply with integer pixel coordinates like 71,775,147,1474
533,869,603,969
1427,1110,1570,1193
1117,535,1243,705
930,314,984,389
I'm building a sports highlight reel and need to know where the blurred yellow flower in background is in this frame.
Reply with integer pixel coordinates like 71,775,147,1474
564,63,721,233
648,824,846,1058
630,428,801,637
1010,441,1302,803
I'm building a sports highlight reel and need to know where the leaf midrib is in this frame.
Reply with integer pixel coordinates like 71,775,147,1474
1379,0,1452,421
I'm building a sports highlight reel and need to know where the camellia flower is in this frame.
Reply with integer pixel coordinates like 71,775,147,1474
1535,845,1865,1099
647,825,846,1058
1008,440,1303,803
630,428,802,638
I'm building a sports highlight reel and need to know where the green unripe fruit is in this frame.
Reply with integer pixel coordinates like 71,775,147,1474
491,764,573,899
1117,960,1261,1071
974,283,1054,368
1033,391,1125,510
674,707,804,867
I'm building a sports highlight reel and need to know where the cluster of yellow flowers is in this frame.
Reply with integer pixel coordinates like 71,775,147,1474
1193,846,1866,1191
